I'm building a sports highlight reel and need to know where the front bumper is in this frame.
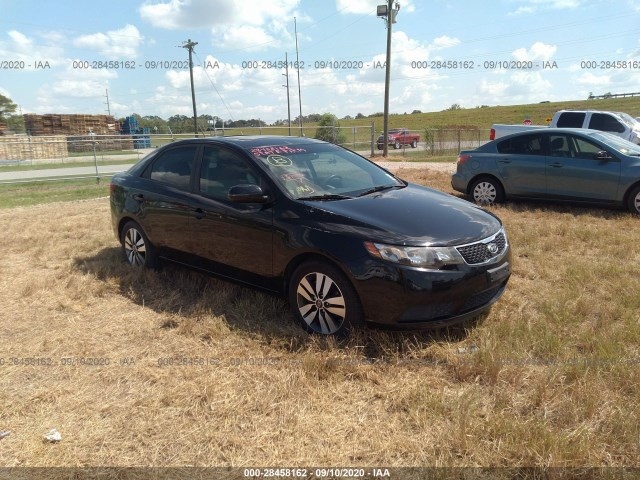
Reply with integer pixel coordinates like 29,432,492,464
347,248,512,328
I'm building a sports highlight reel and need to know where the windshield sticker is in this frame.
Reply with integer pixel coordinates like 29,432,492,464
266,154,293,167
280,172,307,182
295,184,315,195
251,145,307,157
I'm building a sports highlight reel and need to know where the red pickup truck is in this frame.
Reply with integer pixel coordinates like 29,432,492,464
377,128,420,150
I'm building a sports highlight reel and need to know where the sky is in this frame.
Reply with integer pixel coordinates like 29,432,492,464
0,0,639,124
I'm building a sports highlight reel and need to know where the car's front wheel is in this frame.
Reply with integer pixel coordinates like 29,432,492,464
120,221,157,268
411,139,418,148
627,184,640,214
394,140,401,149
470,177,505,205
289,261,363,336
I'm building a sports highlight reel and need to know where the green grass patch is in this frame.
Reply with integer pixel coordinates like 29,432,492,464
0,178,110,209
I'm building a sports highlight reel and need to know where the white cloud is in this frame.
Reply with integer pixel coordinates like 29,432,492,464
139,0,299,51
0,30,65,68
73,25,143,59
508,0,582,14
335,0,414,14
212,25,277,51
512,42,557,61
576,72,611,86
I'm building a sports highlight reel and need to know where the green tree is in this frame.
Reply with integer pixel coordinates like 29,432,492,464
314,113,346,145
0,94,17,121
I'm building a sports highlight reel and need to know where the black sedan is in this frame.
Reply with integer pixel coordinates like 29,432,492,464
110,136,511,335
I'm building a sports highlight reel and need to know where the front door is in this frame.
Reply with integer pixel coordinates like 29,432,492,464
187,145,274,280
545,133,621,201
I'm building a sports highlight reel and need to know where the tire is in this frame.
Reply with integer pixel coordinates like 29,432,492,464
627,184,640,214
470,177,505,205
394,140,401,150
120,221,157,268
411,139,418,148
288,261,363,336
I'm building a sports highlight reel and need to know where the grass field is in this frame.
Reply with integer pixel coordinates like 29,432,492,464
0,168,638,468
0,179,110,209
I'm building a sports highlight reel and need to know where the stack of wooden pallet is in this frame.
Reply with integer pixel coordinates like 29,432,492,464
0,134,68,160
24,114,119,136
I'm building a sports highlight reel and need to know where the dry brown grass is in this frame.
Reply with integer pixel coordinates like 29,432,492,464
0,171,639,468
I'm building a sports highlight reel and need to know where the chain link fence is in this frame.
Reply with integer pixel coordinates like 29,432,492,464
0,126,491,169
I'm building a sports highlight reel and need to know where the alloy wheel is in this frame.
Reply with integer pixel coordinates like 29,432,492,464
296,272,346,335
124,227,147,266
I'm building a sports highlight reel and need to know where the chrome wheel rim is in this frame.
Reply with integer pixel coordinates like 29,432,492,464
296,272,346,334
124,228,146,266
473,182,497,205
634,191,640,213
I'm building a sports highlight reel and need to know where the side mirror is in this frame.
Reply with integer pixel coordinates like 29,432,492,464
594,150,613,161
228,184,269,203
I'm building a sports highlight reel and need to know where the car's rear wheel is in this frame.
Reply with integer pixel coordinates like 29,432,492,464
470,177,505,205
411,139,418,148
627,184,640,214
121,221,157,268
289,261,363,336
394,140,401,149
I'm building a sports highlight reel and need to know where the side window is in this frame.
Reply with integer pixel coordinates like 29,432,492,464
147,146,197,190
548,134,573,158
572,136,605,160
556,112,585,128
588,113,625,133
497,134,543,155
199,146,260,200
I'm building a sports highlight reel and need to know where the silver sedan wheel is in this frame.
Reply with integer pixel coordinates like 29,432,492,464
124,227,147,266
296,272,346,335
634,191,640,213
473,181,497,205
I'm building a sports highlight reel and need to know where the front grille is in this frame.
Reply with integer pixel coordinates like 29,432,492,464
456,231,506,265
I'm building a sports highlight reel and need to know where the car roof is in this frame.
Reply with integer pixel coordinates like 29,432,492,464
496,127,600,141
162,135,328,149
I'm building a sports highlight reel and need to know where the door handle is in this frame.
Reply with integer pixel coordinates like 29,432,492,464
132,193,144,202
550,162,563,168
497,159,511,164
193,208,205,220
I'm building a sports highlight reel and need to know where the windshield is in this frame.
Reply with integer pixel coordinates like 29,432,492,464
616,112,639,128
590,131,640,155
248,142,403,199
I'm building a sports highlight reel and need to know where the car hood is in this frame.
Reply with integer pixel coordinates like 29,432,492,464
302,183,502,246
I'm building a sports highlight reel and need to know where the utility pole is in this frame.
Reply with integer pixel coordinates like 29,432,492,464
378,1,400,157
182,38,199,137
283,52,292,136
104,88,111,116
294,17,303,136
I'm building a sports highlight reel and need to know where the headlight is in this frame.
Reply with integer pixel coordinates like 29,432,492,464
364,241,465,269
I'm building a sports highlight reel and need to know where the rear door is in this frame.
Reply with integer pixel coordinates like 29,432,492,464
494,132,546,196
545,133,621,201
136,144,199,253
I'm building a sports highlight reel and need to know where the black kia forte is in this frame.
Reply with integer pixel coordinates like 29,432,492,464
110,136,511,335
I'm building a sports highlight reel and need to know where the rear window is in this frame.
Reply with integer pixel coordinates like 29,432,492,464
556,112,585,128
497,133,544,155
146,145,197,190
588,113,625,133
